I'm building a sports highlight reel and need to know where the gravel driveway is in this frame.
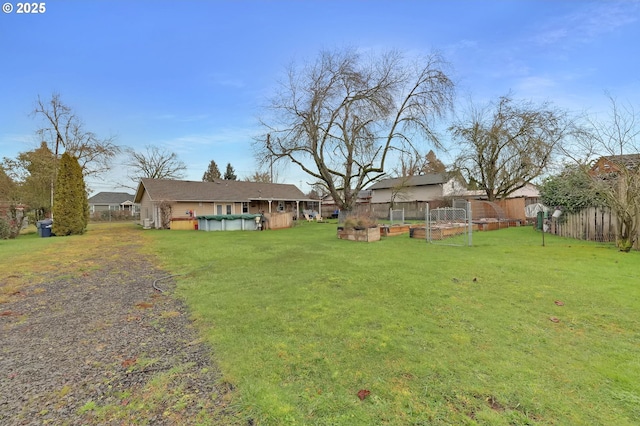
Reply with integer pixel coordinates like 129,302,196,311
1,227,236,425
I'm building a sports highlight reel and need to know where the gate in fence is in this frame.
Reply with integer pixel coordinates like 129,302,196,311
425,201,472,246
390,208,405,224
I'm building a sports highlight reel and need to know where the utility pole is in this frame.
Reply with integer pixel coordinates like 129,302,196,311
266,133,273,183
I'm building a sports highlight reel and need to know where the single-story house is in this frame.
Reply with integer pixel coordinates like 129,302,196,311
368,173,468,204
88,192,138,215
134,178,316,229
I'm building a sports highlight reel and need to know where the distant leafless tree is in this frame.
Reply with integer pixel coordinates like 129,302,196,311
565,94,640,160
572,96,640,251
393,149,447,177
257,48,454,211
451,94,571,201
32,93,120,177
124,145,187,187
244,171,271,183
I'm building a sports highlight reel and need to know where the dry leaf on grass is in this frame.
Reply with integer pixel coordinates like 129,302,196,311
357,389,371,400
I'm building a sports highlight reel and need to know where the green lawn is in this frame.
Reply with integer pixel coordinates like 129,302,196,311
145,223,640,425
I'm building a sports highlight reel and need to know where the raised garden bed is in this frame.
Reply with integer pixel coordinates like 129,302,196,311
474,219,522,231
337,226,381,242
380,224,414,237
410,224,478,239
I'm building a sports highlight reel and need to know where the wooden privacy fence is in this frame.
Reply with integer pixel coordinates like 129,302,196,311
264,212,293,230
551,206,639,249
552,207,615,242
342,201,448,220
329,199,529,222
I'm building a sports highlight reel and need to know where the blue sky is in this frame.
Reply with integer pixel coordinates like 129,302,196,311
1,0,639,195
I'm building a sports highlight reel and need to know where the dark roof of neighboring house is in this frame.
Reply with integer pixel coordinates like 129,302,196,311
601,154,640,170
88,192,136,205
367,173,452,190
134,178,310,203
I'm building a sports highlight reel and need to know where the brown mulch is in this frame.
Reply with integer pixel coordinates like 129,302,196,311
0,229,238,425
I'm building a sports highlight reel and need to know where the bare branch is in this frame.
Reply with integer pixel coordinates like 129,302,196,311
32,93,120,177
256,48,454,210
451,94,571,201
124,145,187,187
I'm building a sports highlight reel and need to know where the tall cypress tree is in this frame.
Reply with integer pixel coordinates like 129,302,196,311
52,152,88,235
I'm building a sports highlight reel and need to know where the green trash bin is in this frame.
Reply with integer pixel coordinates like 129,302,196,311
536,211,544,231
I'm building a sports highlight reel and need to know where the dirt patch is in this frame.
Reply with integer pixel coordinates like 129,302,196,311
0,224,238,425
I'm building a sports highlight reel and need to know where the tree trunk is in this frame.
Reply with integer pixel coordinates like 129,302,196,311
616,218,635,252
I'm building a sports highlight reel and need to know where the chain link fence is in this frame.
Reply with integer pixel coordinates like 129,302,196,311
425,201,472,246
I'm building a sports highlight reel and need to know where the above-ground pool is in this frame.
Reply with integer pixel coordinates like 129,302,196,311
196,214,262,231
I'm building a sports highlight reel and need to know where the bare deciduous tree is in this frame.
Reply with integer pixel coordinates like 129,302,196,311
257,48,454,211
244,171,271,183
393,149,447,177
33,93,120,177
579,96,640,251
450,94,570,201
124,145,187,187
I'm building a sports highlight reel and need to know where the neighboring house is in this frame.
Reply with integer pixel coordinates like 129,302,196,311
368,173,467,204
88,192,138,215
366,173,540,221
463,182,540,203
134,178,314,229
320,190,372,217
590,154,640,176
462,183,540,222
505,183,540,202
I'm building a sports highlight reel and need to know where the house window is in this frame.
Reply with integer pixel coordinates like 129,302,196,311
278,201,285,212
242,202,249,213
226,204,232,215
216,205,222,215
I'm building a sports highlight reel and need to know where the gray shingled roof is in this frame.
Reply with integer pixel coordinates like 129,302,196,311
367,173,450,190
88,192,136,205
134,178,309,203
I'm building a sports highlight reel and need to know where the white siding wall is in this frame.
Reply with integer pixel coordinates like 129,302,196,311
442,179,468,197
139,192,154,223
371,185,443,203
